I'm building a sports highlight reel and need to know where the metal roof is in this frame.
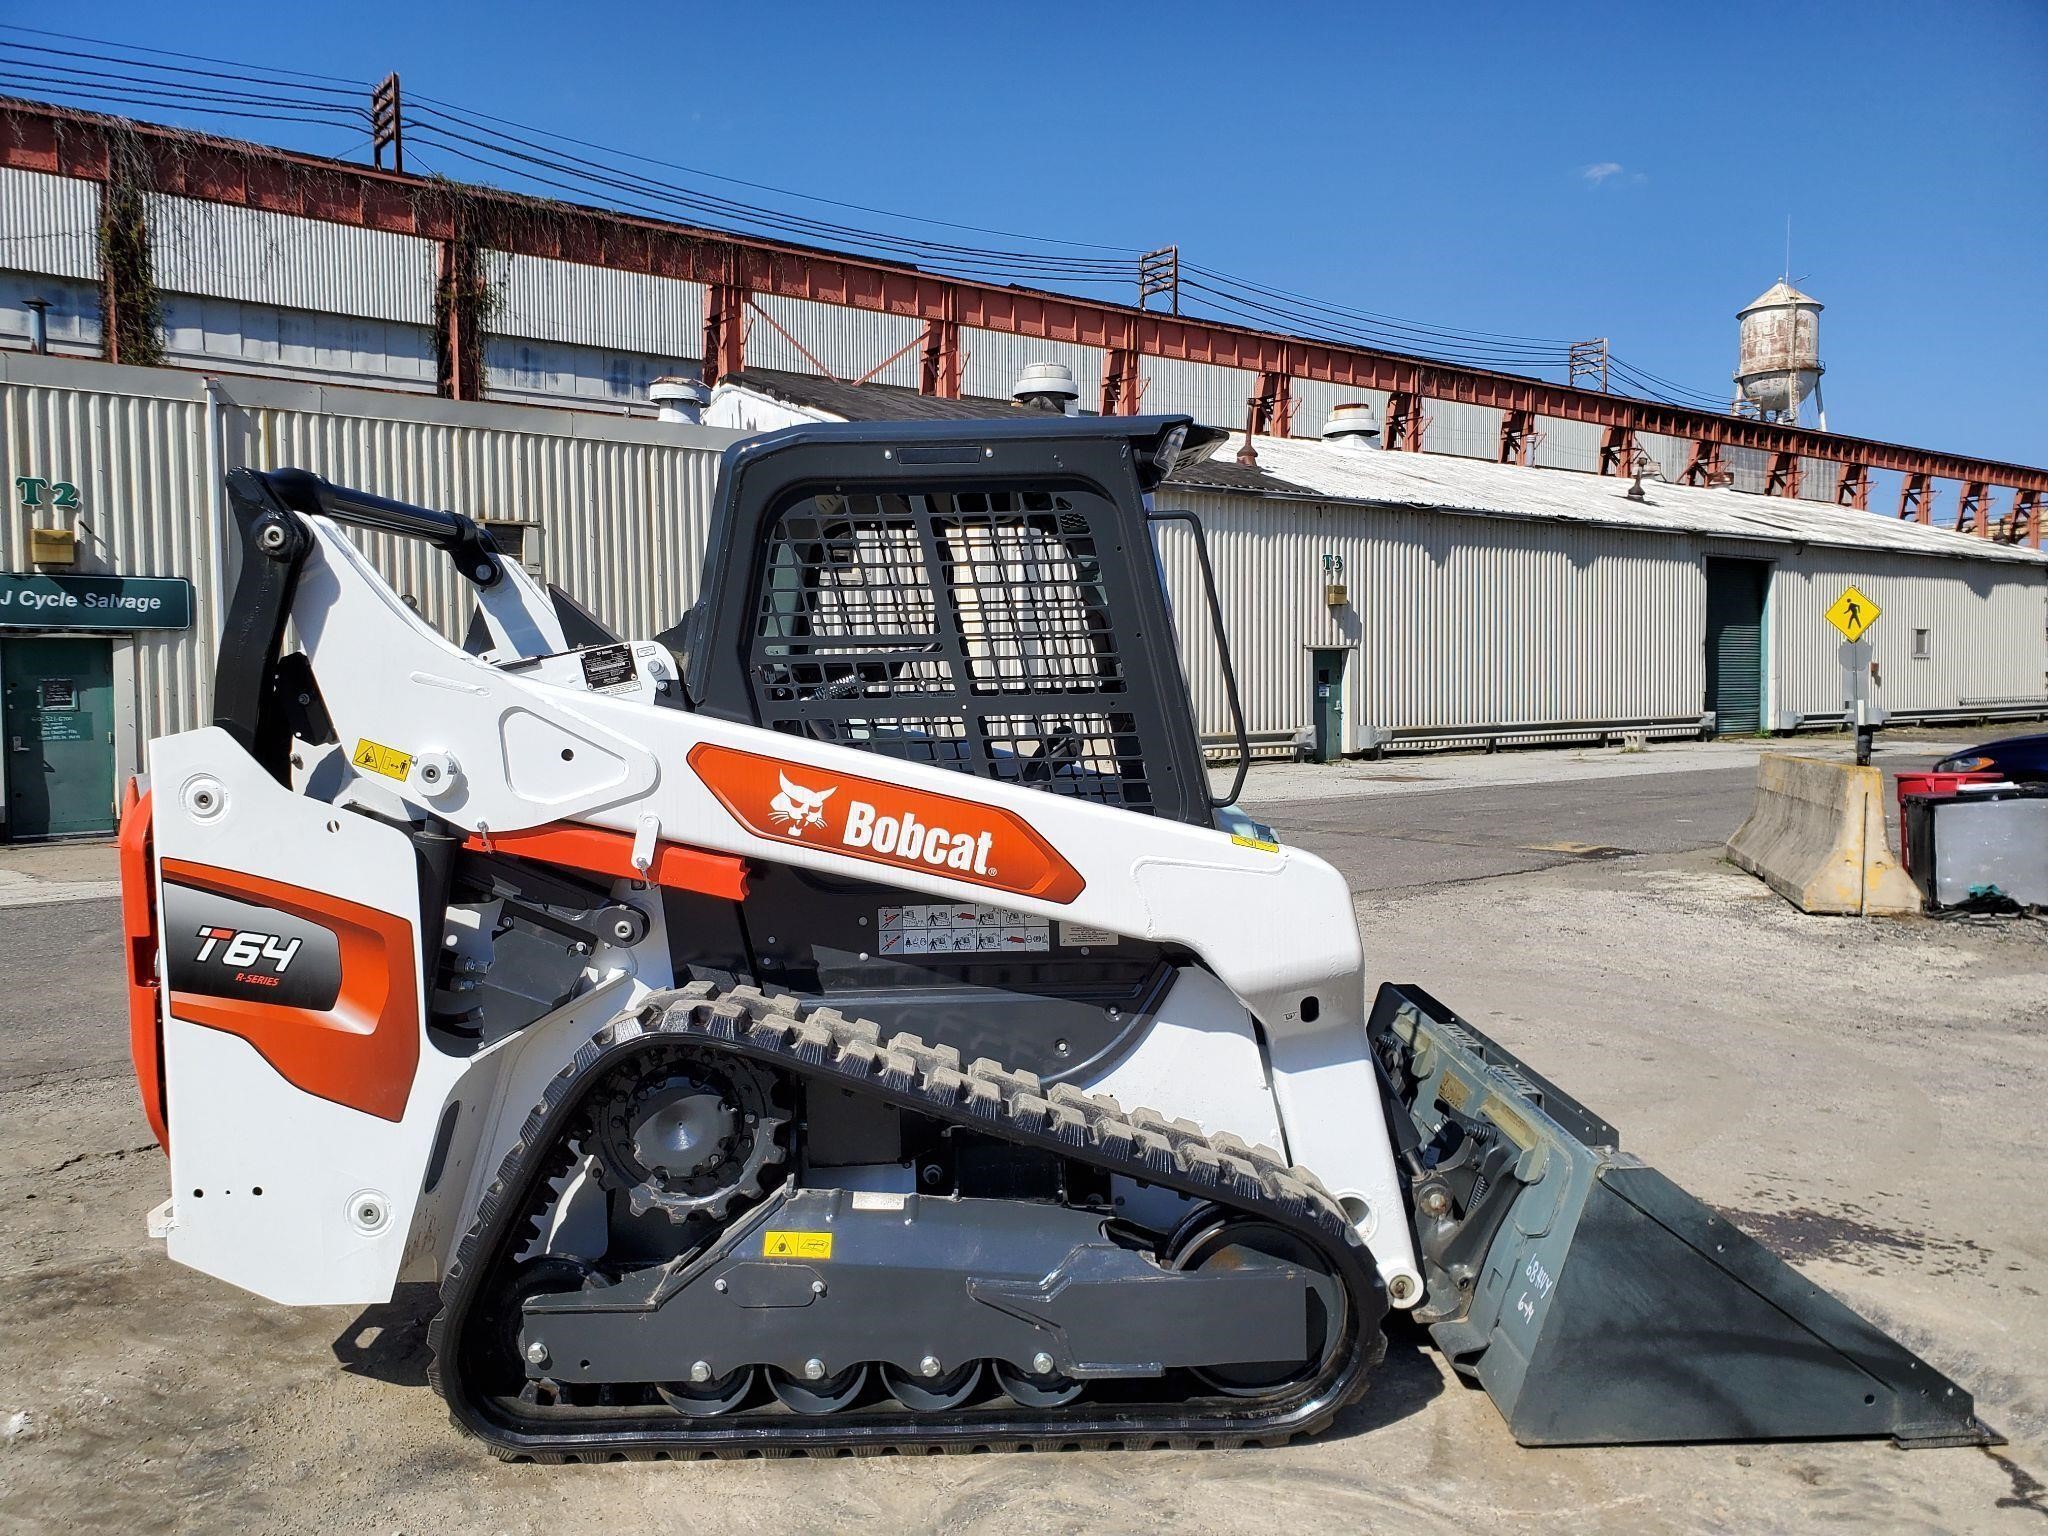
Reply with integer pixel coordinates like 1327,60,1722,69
719,367,1025,423
1176,433,2048,566
1740,280,1821,314
710,373,2042,566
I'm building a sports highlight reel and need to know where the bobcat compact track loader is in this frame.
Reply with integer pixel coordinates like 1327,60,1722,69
117,414,1990,1458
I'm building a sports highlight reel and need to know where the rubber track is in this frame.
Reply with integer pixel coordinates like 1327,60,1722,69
428,978,1388,1461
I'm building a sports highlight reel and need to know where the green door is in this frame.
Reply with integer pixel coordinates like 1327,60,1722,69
1311,649,1348,763
1704,559,1768,736
3,637,116,840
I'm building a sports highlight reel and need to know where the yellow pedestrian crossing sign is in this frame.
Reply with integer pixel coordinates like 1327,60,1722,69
1825,586,1880,642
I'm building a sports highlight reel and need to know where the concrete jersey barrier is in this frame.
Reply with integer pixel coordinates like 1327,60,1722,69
1726,755,1922,917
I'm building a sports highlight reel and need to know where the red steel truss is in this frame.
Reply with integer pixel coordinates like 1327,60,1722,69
6,100,2043,532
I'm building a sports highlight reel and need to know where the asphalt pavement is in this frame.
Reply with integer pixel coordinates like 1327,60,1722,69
3,731,2045,1534
1234,735,1963,893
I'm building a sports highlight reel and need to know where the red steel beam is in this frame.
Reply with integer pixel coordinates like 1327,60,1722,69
1598,424,1635,478
1765,449,1801,499
2016,490,2044,549
1957,480,1990,535
7,99,2046,498
1898,471,1932,524
1499,408,1534,466
918,290,961,399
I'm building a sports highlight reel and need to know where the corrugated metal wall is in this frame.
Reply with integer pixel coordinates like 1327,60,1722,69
1,169,104,360
1139,355,1256,428
1,272,101,356
748,295,923,387
1530,415,1605,473
0,167,101,280
1724,444,1770,495
147,196,436,323
483,337,690,413
160,295,436,392
1636,429,1691,483
229,393,728,649
1421,398,1502,460
1289,379,1388,440
960,329,1104,411
486,253,705,355
1,359,217,749
1796,457,1839,503
1770,549,2048,723
5,355,2042,776
1152,488,1707,750
0,356,736,758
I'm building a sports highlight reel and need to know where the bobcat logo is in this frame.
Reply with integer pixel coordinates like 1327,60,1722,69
769,772,837,837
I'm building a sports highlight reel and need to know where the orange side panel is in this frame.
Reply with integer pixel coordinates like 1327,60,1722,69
160,858,421,1123
688,742,1086,905
117,781,168,1152
465,823,749,901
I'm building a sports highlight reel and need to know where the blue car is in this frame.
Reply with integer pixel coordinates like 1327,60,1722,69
1934,731,2048,781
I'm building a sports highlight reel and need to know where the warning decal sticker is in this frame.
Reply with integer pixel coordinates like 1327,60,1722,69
351,738,414,782
762,1230,833,1260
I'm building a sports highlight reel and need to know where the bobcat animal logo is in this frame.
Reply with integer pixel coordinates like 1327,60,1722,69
768,772,837,837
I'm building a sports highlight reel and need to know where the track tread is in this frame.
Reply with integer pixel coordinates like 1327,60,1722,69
431,977,1386,1461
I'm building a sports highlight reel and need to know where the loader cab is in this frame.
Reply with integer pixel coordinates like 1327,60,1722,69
669,416,1233,829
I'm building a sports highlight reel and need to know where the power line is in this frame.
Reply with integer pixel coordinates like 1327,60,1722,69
0,22,365,87
0,28,1744,409
402,88,1142,258
402,105,1132,278
1184,262,1576,349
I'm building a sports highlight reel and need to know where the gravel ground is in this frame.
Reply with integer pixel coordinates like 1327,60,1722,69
1,831,2044,1531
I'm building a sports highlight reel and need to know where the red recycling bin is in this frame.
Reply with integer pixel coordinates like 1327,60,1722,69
1895,771,2001,872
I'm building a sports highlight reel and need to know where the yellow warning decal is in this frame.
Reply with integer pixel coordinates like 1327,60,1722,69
351,737,415,782
1231,833,1280,854
762,1230,833,1261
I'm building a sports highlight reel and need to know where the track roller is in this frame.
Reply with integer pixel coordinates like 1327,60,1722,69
882,1359,983,1412
993,1358,1084,1408
768,1362,870,1414
655,1365,756,1417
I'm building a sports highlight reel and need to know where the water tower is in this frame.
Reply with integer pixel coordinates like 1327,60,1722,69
1733,280,1825,429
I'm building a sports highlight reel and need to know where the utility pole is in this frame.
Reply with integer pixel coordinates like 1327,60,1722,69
1138,246,1179,315
371,73,404,172
1568,338,1609,393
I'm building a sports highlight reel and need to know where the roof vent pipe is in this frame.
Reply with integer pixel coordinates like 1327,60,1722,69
1322,401,1381,449
650,376,710,425
1012,361,1079,414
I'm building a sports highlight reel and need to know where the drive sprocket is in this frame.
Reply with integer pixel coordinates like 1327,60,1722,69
589,1045,786,1224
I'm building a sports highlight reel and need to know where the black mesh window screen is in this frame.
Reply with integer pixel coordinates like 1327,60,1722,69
750,489,1154,814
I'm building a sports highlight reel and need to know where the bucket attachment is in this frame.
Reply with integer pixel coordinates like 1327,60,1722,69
1368,984,1995,1448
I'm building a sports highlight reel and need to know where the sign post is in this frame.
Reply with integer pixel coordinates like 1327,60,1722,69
1824,585,1883,765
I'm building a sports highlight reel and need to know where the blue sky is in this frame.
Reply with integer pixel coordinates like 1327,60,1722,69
21,2,2048,466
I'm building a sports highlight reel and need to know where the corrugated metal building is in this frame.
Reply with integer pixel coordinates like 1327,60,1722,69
1,351,2042,839
1159,432,2048,755
709,369,2048,757
0,352,737,838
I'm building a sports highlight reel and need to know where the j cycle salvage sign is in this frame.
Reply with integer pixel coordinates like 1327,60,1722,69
0,573,194,630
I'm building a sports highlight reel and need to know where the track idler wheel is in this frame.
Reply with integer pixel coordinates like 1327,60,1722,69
1167,1211,1348,1398
768,1362,870,1415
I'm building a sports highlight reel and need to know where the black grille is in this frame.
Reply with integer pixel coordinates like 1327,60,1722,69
750,490,1153,814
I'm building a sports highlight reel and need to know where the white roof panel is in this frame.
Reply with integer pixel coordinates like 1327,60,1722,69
1191,432,2048,567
